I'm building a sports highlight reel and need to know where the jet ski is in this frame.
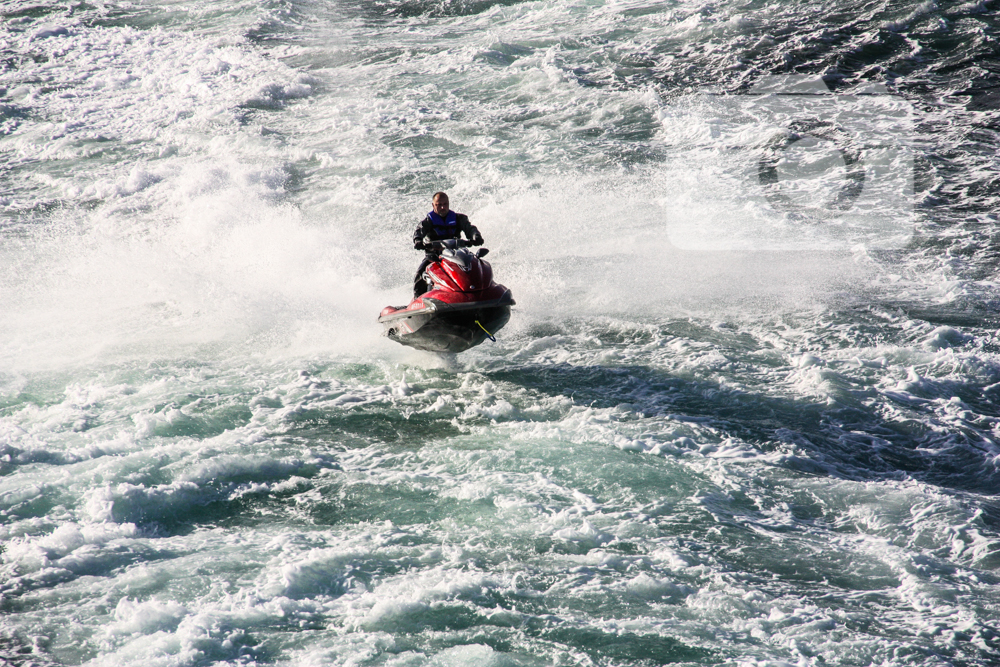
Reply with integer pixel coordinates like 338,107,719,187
378,239,514,353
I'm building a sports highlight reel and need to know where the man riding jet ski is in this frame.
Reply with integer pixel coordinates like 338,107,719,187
378,192,514,353
412,192,483,297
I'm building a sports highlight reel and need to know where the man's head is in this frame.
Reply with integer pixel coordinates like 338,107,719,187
432,192,450,217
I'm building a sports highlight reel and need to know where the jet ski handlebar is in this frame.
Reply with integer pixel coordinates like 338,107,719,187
423,238,473,248
421,237,489,258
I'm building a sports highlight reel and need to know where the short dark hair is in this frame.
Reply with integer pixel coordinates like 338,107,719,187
432,191,448,201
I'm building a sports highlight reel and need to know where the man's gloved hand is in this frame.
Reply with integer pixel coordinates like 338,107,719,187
471,234,484,246
414,240,425,251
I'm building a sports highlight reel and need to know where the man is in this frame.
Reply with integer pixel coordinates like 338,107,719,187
412,192,484,297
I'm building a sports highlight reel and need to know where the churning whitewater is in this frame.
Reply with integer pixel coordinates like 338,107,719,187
2,1,1000,666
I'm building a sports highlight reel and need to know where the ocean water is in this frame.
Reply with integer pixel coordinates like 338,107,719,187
2,1,1000,665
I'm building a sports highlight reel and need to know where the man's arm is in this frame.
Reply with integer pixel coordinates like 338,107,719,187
457,214,484,245
413,218,429,249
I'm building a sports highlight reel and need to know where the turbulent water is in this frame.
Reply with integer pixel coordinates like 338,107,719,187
2,1,1000,665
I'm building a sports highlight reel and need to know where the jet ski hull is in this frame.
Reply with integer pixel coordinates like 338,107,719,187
379,289,514,353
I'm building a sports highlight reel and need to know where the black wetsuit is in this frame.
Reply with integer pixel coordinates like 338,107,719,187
412,211,483,297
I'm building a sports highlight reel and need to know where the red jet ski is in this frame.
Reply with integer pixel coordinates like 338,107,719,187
379,239,514,353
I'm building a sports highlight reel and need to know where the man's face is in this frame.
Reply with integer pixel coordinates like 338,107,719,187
432,196,449,217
